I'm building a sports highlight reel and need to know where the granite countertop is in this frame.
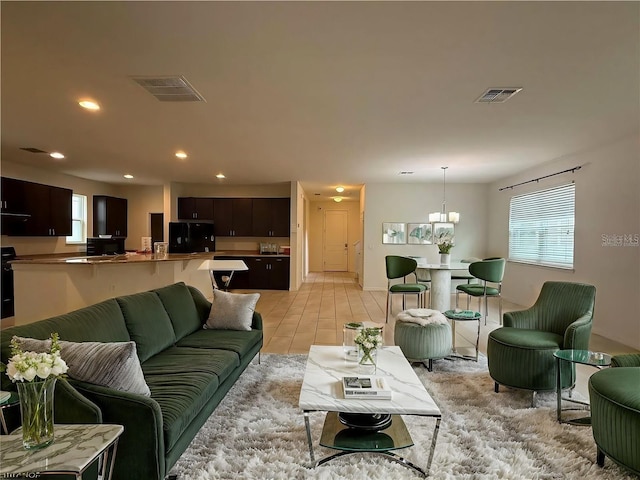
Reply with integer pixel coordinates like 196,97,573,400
10,252,215,265
214,250,290,258
10,250,289,265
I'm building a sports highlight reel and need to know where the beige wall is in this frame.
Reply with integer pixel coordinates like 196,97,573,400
119,184,164,251
308,200,361,272
487,134,640,350
362,182,489,291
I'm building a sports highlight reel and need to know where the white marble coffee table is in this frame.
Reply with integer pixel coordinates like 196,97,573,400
299,345,441,477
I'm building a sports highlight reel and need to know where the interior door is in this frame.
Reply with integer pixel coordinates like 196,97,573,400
323,210,348,271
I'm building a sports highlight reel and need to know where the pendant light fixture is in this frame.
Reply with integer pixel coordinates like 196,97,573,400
429,166,460,223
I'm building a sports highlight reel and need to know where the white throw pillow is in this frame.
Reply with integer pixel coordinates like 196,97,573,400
204,290,260,331
14,337,151,396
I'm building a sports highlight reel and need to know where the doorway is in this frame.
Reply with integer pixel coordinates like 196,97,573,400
150,213,164,244
323,210,348,271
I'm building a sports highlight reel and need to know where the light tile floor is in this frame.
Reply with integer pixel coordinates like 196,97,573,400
240,271,638,399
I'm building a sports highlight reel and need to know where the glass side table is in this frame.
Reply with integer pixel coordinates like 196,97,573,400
0,423,124,479
0,391,20,435
444,310,482,362
554,349,612,426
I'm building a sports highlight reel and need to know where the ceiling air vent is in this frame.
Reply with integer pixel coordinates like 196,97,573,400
475,87,522,104
20,147,48,154
130,75,206,102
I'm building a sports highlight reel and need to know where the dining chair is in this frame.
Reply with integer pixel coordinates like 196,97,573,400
385,256,428,323
409,256,432,305
451,257,480,286
455,258,506,325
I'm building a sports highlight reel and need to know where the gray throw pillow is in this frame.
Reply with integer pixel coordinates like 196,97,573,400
14,337,151,396
204,290,260,331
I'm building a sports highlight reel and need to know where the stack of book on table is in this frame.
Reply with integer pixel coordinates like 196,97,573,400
342,376,392,400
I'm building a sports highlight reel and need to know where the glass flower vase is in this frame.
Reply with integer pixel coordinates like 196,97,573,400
358,346,378,374
17,377,56,450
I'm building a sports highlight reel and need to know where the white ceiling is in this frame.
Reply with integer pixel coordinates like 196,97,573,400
1,1,638,200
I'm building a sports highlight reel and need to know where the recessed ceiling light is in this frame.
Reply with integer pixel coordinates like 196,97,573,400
78,100,100,111
124,174,134,179
216,173,226,179
175,151,188,159
49,152,65,159
333,197,343,203
336,186,345,193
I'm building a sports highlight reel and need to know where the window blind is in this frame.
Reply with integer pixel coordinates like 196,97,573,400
508,183,575,269
66,194,87,244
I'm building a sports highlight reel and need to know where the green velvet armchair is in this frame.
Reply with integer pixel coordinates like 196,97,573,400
589,353,640,475
487,281,596,406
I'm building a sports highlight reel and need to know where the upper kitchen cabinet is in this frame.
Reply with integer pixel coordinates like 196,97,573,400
213,198,252,236
1,177,72,236
177,197,214,221
1,177,28,234
252,198,290,237
93,195,128,237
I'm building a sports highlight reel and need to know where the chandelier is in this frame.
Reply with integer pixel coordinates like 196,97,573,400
429,166,460,224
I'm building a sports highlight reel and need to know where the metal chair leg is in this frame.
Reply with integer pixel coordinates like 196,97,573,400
385,292,390,323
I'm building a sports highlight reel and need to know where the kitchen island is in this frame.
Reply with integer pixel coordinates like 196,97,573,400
10,252,215,325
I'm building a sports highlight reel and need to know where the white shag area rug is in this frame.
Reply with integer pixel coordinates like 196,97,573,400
170,353,633,480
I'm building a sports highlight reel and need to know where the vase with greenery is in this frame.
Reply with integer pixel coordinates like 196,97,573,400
6,333,68,450
354,327,383,373
438,241,453,266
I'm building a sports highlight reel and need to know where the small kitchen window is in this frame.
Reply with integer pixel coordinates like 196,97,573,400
66,194,87,244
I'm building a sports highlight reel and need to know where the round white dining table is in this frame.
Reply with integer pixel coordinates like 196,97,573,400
415,260,470,312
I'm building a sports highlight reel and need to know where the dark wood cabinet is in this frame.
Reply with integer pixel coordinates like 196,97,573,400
177,197,214,220
93,195,128,237
1,177,71,236
177,196,290,238
252,198,290,237
1,177,29,234
211,255,289,290
212,256,251,290
213,198,252,237
245,256,290,290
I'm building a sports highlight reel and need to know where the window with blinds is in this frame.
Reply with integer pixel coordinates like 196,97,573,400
66,194,87,244
508,183,575,269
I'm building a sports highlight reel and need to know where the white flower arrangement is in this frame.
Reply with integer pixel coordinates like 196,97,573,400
6,333,68,383
354,327,383,365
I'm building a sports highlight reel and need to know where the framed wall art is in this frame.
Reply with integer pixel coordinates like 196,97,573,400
432,222,455,244
382,223,406,244
407,223,432,244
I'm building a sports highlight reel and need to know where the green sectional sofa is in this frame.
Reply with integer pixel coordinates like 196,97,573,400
0,282,263,480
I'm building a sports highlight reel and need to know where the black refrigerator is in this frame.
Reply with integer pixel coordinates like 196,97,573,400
169,222,216,253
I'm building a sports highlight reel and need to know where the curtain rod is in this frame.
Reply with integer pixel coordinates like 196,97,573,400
498,165,582,191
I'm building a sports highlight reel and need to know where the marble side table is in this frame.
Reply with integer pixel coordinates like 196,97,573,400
0,391,20,434
0,424,124,479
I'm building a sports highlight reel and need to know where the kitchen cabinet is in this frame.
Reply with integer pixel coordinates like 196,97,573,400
252,198,290,237
176,196,290,238
1,177,29,233
1,177,71,236
245,256,290,290
211,256,251,290
213,198,252,237
93,195,128,237
177,197,214,220
212,255,289,290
